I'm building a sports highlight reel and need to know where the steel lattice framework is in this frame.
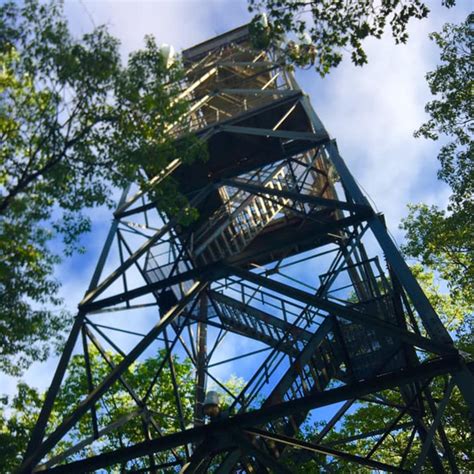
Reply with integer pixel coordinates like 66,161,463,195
21,24,473,473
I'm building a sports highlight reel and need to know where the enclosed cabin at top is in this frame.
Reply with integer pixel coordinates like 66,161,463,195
156,23,340,269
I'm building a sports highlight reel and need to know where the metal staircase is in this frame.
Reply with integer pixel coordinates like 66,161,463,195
193,164,292,265
209,290,314,356
263,317,344,442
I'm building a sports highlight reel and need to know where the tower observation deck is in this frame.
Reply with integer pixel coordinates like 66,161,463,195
21,24,473,473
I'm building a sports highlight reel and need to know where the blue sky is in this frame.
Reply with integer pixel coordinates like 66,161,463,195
2,0,471,418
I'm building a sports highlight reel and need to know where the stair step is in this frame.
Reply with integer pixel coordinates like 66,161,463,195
193,165,296,262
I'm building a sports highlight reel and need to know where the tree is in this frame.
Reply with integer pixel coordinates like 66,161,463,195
246,0,458,75
0,348,192,472
1,383,46,473
414,15,472,209
402,203,473,304
402,14,473,305
0,0,206,375
0,348,243,472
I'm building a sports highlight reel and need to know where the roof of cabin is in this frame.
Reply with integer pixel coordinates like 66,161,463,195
182,23,250,62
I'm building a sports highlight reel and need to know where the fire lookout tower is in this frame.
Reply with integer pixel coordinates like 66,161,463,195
21,24,473,473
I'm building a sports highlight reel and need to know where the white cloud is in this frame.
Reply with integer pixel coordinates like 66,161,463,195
65,0,251,60
297,3,469,237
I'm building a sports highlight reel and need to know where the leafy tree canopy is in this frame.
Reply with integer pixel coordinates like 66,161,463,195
247,0,457,75
0,0,206,375
0,348,243,472
414,15,473,208
402,15,473,306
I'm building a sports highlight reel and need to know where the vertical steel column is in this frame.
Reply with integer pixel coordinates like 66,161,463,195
23,188,131,466
323,140,474,412
21,315,84,467
194,294,208,427
325,140,452,344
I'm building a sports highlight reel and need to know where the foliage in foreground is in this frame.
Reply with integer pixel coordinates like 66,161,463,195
0,0,206,375
247,0,457,75
402,14,473,306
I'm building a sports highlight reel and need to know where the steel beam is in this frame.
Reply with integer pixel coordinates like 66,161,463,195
219,88,298,96
36,410,143,471
80,263,214,312
313,399,354,443
323,422,413,447
89,188,130,290
20,282,206,473
222,177,371,213
22,315,84,465
245,428,409,473
81,327,99,440
423,387,460,473
194,295,208,427
224,265,456,356
39,357,467,473
219,124,329,143
299,94,328,135
114,160,180,218
413,378,455,473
